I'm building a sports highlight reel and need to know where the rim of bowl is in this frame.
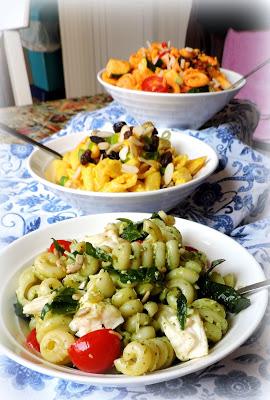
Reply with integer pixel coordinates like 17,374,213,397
28,133,219,198
97,67,246,97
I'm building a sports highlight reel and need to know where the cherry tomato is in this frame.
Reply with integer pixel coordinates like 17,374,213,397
68,329,121,373
48,239,72,253
142,76,169,93
161,41,167,48
26,329,40,352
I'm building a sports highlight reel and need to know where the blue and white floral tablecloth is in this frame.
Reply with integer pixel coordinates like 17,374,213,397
0,101,270,400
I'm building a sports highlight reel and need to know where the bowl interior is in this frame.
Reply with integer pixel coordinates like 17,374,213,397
28,130,219,198
0,213,267,386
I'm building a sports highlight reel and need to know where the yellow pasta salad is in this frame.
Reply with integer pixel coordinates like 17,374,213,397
15,212,250,376
45,121,207,192
102,41,231,93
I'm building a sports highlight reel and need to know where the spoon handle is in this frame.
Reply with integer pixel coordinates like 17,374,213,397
238,278,270,295
230,57,270,89
0,122,62,159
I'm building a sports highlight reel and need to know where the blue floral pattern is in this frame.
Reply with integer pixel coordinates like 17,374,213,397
0,100,269,399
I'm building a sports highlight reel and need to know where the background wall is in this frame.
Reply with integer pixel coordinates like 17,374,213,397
58,0,192,98
0,32,14,107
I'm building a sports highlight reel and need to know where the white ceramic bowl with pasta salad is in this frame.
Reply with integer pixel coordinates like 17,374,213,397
97,42,246,129
28,122,219,214
0,212,267,386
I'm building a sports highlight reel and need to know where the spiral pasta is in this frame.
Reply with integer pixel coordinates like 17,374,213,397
114,337,175,375
15,211,246,376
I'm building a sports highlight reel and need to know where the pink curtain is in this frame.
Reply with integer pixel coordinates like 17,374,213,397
222,29,270,142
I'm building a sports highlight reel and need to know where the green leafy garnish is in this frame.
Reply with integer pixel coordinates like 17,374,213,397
85,242,112,262
118,219,147,242
177,292,187,330
206,258,226,275
198,277,251,314
14,298,30,321
51,238,65,254
104,265,163,285
188,86,209,93
106,133,119,145
147,58,163,71
151,212,163,220
41,287,78,320
119,266,163,284
59,176,69,186
78,148,84,159
141,151,159,160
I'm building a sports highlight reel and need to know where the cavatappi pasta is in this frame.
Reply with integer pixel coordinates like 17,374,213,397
15,211,250,376
102,41,231,93
45,121,207,192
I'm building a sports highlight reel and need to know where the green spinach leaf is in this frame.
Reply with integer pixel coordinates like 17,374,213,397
198,277,251,314
85,242,112,262
177,292,187,330
14,297,30,321
41,287,78,320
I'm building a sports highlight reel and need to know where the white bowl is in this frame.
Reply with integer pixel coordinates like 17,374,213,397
97,68,246,130
27,130,219,214
0,213,267,386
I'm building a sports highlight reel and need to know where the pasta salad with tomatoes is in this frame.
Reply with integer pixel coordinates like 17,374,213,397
101,41,231,93
15,212,250,376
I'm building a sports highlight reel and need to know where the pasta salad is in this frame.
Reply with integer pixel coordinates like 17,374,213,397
15,212,250,376
45,121,206,192
102,41,231,93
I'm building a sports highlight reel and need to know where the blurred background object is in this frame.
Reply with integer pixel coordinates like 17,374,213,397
185,0,270,149
20,0,65,101
0,0,31,107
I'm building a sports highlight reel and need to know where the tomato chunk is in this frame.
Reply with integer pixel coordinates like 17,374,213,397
142,76,169,93
26,328,40,352
48,239,72,253
68,329,121,373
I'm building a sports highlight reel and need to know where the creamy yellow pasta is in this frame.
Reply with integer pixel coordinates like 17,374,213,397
45,121,206,192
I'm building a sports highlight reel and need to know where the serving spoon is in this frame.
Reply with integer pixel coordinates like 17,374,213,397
238,279,270,295
229,57,270,89
0,122,63,159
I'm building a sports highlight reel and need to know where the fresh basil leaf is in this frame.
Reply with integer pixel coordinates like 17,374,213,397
177,292,187,330
147,58,163,71
85,242,112,262
206,258,226,275
151,212,162,220
188,86,209,93
198,277,251,314
51,238,65,254
103,266,163,285
41,287,78,320
121,266,163,284
14,298,30,322
118,219,147,242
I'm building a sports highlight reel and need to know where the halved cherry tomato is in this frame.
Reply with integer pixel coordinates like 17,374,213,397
142,76,169,93
26,328,40,352
68,329,121,373
48,239,72,254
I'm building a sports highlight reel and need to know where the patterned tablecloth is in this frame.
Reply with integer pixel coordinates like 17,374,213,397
0,100,270,400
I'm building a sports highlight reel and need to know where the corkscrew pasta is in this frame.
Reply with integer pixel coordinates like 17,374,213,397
14,211,250,376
